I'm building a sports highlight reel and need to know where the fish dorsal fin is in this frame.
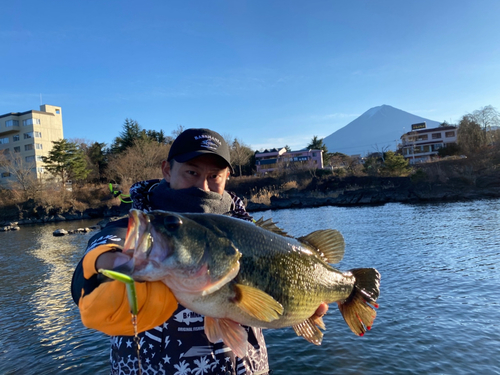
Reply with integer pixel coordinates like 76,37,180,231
298,229,345,264
233,283,284,322
255,217,291,237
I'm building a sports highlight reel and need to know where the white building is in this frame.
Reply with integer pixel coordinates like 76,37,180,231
400,122,457,164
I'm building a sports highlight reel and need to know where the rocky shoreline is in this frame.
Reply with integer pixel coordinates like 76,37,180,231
246,182,500,212
2,175,499,232
0,204,130,231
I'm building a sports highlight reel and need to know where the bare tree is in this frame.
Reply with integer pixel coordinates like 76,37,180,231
171,125,186,139
105,139,170,191
230,138,253,176
470,105,500,134
0,150,43,201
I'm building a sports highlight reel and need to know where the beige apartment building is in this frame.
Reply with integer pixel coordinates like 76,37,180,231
0,104,63,186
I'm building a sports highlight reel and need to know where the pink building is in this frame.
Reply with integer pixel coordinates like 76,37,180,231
255,147,324,174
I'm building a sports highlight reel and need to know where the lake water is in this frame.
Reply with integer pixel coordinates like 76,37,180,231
1,199,500,374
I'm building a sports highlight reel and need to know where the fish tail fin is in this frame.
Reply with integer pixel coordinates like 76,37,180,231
338,268,381,336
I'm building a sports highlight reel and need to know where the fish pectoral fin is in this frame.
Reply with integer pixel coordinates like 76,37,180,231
233,284,284,322
204,317,249,358
298,229,345,264
293,318,324,345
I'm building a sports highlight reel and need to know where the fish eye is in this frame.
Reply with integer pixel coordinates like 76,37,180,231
164,215,182,231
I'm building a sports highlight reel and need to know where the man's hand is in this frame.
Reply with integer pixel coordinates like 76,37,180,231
314,302,328,318
311,302,328,330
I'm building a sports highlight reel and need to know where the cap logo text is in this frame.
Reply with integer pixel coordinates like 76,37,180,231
195,135,221,151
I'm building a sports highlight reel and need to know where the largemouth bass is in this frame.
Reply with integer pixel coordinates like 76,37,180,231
118,209,381,357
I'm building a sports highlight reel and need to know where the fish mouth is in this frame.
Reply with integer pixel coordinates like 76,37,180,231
117,209,159,277
124,209,152,256
122,209,240,294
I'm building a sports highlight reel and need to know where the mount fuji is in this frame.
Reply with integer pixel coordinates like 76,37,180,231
322,105,441,156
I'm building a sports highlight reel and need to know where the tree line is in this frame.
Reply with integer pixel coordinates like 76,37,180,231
0,119,256,202
1,104,498,204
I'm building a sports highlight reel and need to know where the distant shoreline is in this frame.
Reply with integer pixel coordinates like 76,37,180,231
2,181,499,230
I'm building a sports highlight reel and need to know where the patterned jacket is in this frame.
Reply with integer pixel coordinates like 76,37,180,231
72,179,270,375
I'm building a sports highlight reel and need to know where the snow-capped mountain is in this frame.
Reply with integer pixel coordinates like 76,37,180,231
323,105,441,156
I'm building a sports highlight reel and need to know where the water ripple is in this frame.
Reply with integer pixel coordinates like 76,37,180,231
1,200,500,374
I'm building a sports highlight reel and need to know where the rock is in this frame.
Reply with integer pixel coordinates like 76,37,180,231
54,215,66,222
53,229,68,236
96,216,126,229
11,226,20,231
1,226,11,232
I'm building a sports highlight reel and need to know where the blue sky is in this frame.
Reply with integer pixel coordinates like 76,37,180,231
1,1,499,151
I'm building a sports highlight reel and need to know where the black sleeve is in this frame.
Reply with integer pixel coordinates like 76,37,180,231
70,218,129,305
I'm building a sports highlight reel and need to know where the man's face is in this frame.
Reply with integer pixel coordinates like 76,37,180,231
162,154,230,195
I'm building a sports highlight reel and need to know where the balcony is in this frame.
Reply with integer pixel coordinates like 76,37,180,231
0,128,20,136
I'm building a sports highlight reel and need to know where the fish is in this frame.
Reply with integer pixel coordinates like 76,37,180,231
118,209,381,357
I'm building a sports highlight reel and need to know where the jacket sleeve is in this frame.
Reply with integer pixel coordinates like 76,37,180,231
227,191,254,222
72,218,178,336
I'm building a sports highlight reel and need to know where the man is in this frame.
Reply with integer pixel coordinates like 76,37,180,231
72,128,326,374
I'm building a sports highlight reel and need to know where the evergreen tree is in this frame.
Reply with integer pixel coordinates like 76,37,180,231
111,118,146,154
146,129,173,144
379,151,410,176
457,115,486,155
85,142,108,182
307,135,329,165
42,139,89,186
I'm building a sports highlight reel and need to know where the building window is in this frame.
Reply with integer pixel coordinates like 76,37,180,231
1,172,11,178
25,156,35,163
24,132,33,139
5,120,19,127
417,134,428,141
25,144,33,151
36,155,43,161
55,109,60,114
23,118,41,126
432,133,442,139
0,137,9,144
445,131,455,137
14,146,20,153
12,134,20,142
34,131,42,138
35,143,43,150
